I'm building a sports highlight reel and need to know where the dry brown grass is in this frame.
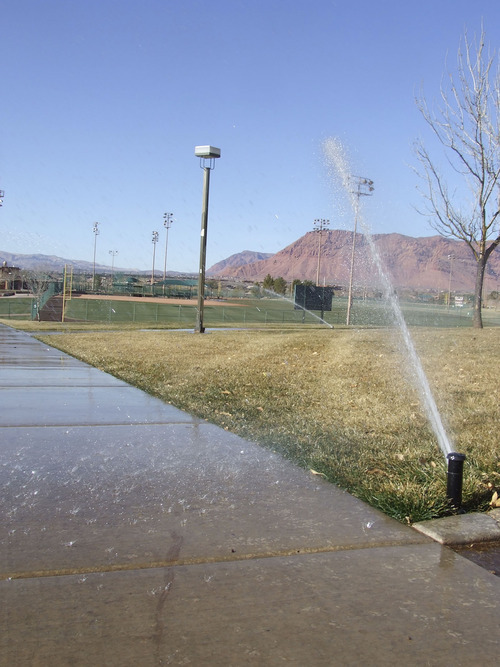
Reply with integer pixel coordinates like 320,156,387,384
0,319,177,332
37,326,500,522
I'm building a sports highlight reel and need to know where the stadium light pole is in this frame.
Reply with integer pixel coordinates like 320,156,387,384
346,177,374,325
163,212,173,294
447,254,455,310
109,250,118,286
194,145,221,333
313,218,330,286
92,222,100,291
151,231,159,286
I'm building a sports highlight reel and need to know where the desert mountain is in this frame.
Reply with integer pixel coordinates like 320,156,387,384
207,250,273,275
207,230,500,292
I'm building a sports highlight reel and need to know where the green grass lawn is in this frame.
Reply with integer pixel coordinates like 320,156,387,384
3,293,490,329
72,295,483,327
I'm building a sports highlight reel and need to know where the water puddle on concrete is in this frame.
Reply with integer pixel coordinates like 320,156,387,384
451,541,500,577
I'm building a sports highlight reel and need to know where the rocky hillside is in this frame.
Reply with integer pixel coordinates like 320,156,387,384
207,230,500,292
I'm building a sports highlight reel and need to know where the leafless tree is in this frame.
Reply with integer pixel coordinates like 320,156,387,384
414,26,500,328
23,269,53,321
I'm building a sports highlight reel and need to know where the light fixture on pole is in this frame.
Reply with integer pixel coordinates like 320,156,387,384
194,145,221,333
313,218,330,286
346,177,374,325
109,250,118,286
163,212,173,283
92,222,100,291
0,189,4,207
151,231,159,286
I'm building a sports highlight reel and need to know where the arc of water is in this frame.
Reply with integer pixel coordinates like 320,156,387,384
323,138,453,458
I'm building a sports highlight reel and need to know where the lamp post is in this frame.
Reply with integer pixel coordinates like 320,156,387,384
109,250,118,287
313,218,330,286
194,145,221,333
346,177,374,325
163,212,173,289
151,231,159,286
0,189,4,207
92,222,100,291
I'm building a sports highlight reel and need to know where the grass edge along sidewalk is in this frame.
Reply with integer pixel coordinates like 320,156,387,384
26,324,500,525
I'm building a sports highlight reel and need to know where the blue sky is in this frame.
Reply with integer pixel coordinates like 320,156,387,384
2,0,500,273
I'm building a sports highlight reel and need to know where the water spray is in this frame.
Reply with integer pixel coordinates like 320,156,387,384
323,136,466,511
446,452,466,511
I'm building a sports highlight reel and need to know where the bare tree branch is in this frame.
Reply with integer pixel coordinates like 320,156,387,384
415,26,500,327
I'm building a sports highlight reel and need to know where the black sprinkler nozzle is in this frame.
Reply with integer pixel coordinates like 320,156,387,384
446,452,466,511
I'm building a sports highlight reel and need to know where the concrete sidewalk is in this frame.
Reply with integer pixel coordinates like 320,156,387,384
1,324,499,666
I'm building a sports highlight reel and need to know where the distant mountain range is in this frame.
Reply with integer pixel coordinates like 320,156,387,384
3,230,500,292
0,251,129,273
0,251,185,276
207,230,500,293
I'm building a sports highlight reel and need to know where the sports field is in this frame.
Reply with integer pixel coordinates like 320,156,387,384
2,290,499,329
2,293,493,328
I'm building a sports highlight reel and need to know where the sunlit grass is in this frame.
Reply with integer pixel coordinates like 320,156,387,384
33,326,500,523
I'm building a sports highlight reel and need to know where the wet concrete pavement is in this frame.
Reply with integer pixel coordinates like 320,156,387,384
453,539,500,576
1,324,500,665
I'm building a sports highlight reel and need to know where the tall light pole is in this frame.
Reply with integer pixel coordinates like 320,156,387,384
447,254,454,310
313,218,330,286
194,145,221,333
346,177,374,325
151,231,159,286
163,212,173,282
109,250,118,286
92,222,100,291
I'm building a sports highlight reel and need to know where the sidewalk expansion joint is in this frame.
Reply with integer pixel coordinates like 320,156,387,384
0,420,199,428
1,538,429,581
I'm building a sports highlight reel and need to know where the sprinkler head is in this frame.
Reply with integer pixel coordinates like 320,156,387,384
446,452,466,512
